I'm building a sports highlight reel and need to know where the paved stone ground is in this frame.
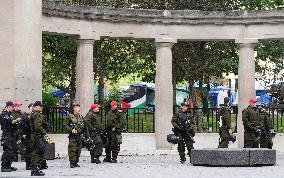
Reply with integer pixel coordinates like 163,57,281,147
1,152,284,178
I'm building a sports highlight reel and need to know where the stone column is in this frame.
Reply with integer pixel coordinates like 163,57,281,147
155,38,177,150
75,38,95,116
0,0,42,108
235,39,258,148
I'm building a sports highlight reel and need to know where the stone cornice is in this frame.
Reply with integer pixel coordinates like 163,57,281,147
42,0,284,25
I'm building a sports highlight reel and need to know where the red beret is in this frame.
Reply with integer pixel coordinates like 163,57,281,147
13,102,22,107
111,101,118,106
91,104,100,109
249,98,257,103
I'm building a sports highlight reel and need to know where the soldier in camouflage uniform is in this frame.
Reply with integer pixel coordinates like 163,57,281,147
242,98,261,148
218,97,232,148
64,104,86,168
11,102,22,162
30,101,47,176
85,104,104,164
171,103,196,164
104,101,126,163
259,106,274,149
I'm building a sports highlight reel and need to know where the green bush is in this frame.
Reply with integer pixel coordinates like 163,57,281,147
43,92,58,107
103,87,122,112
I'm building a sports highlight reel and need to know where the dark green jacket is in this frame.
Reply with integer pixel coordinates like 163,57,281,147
259,111,273,130
106,109,126,132
30,111,47,136
85,109,103,133
242,106,260,132
219,105,231,129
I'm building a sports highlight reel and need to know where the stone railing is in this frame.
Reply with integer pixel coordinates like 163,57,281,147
42,0,284,25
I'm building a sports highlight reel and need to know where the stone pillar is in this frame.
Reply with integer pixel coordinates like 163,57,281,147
0,0,42,109
154,38,177,150
75,38,95,116
236,39,258,148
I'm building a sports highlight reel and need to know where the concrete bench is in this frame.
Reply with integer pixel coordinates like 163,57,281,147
191,148,276,166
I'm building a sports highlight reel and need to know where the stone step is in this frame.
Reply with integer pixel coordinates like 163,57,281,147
191,148,276,166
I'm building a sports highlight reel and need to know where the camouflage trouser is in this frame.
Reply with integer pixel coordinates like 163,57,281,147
68,136,82,163
176,132,194,158
260,137,273,149
90,134,103,159
218,127,229,148
244,132,259,148
105,132,122,159
31,134,46,169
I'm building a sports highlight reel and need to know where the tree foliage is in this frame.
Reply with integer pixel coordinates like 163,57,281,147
43,0,284,106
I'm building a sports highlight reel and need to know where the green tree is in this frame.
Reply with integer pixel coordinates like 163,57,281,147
42,35,77,104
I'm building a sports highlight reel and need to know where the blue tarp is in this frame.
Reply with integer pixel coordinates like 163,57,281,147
50,90,66,98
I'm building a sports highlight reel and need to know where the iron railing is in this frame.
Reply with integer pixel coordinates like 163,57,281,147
43,106,284,134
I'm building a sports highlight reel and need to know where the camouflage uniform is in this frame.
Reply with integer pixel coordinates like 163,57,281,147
85,109,104,163
171,109,196,162
64,113,85,167
242,106,261,148
11,110,21,162
259,110,273,149
218,105,231,148
105,109,126,162
30,111,47,170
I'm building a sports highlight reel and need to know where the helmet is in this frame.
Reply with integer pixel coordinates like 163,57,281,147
269,129,276,138
228,134,237,143
167,134,180,145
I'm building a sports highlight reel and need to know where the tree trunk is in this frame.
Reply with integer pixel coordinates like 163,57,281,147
98,67,105,106
69,63,76,106
172,58,177,107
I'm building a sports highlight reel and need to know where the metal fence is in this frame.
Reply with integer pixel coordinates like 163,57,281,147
43,106,284,134
43,107,155,133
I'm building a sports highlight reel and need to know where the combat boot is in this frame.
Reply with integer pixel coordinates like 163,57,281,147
91,158,101,164
31,168,45,176
180,156,186,164
10,167,17,171
103,157,112,163
26,163,32,170
110,157,117,163
70,163,76,168
75,163,80,167
1,167,11,172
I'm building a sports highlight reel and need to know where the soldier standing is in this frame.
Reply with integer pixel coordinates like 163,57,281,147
171,104,196,164
218,97,233,148
64,104,85,168
30,101,47,176
11,102,22,162
259,106,274,149
242,98,261,148
85,104,104,164
104,101,126,163
0,101,21,172
18,103,33,170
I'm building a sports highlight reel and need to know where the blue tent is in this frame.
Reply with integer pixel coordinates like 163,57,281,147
50,90,66,98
